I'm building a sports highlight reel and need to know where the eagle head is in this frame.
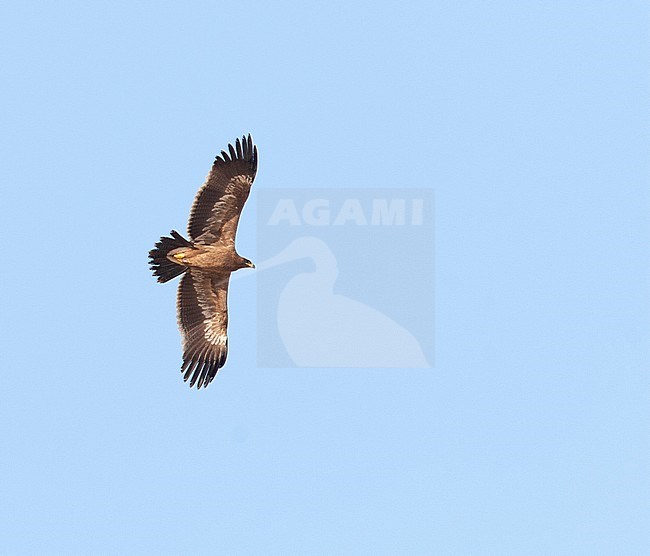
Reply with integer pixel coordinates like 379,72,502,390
237,257,255,270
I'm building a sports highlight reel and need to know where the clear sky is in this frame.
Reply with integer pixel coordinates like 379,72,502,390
1,1,648,554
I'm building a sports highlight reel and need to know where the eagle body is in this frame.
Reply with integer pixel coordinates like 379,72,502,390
149,135,258,389
167,243,254,272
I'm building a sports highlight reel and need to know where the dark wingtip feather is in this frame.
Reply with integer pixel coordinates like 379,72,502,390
184,357,200,384
196,354,211,388
210,134,256,172
246,134,252,159
188,346,208,387
180,345,226,389
196,359,211,390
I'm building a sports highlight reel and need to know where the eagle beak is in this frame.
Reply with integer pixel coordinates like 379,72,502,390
247,261,256,269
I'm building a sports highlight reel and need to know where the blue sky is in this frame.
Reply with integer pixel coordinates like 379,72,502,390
1,1,648,554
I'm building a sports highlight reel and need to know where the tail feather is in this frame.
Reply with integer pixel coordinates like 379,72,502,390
149,230,193,283
170,229,195,248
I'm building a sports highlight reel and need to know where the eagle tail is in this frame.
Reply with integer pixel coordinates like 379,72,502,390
149,230,194,283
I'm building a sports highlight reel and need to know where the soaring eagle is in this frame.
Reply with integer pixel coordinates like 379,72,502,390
149,134,258,389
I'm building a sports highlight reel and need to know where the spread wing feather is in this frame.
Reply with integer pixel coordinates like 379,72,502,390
188,134,257,245
177,269,230,389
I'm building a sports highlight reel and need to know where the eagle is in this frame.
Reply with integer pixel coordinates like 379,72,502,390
149,134,258,389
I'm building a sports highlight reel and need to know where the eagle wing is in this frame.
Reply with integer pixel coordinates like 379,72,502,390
177,269,230,389
187,134,258,245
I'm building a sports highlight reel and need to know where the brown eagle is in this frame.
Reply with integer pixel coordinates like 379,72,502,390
149,134,258,389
